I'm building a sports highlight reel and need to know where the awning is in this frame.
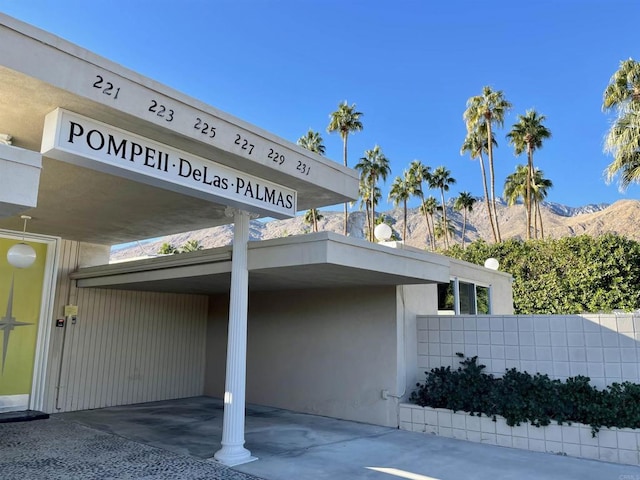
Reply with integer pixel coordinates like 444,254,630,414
70,233,451,293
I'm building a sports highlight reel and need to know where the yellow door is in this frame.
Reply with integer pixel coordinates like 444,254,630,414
0,237,48,406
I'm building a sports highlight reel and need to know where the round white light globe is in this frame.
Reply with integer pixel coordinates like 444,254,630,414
484,257,499,270
374,223,393,242
7,242,37,268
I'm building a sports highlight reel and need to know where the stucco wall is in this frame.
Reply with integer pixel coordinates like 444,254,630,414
397,284,437,404
205,286,401,427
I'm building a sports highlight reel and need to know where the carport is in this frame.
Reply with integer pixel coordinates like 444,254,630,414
67,232,451,433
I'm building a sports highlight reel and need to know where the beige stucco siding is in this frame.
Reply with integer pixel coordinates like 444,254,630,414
205,286,400,427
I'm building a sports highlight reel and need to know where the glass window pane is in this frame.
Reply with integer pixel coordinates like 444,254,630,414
476,286,490,314
459,281,476,315
437,281,455,311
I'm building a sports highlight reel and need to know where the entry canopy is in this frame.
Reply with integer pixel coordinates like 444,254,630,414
0,14,359,245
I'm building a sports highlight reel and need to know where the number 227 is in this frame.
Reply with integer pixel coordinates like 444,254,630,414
234,134,254,154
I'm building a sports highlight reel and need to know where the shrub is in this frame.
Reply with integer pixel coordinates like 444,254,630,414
411,354,640,436
410,354,496,417
493,369,562,427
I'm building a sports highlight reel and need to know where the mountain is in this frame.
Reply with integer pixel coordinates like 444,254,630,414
110,199,640,261
539,202,608,217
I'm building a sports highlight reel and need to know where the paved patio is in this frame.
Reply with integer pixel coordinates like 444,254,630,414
2,396,640,479
0,413,260,480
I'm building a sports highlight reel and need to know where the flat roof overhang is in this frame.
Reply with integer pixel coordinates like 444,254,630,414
70,233,451,294
0,14,359,244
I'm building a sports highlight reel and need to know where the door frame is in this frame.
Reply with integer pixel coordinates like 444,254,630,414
0,229,59,412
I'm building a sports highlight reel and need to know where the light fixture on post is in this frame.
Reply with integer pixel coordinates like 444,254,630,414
374,223,393,242
484,257,499,270
7,215,36,269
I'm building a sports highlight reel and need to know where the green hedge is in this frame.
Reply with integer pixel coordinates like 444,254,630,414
410,353,640,436
445,234,640,314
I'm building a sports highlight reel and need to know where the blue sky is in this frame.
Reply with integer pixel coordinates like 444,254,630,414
2,0,639,212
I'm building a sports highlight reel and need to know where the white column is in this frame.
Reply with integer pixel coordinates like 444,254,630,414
214,208,256,466
488,284,494,314
453,277,460,315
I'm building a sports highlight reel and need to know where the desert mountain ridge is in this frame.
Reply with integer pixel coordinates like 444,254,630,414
110,199,640,261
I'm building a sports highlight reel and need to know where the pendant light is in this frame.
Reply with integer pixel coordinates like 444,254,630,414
7,215,36,269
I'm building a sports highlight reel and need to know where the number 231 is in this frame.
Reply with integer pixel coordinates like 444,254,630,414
297,161,310,176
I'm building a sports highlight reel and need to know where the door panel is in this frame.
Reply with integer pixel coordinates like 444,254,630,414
0,237,48,410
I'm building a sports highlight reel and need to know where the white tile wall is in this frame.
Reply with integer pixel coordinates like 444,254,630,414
411,313,640,465
416,314,640,389
400,404,640,466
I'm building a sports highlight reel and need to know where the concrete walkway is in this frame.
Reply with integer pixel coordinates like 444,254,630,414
3,396,640,479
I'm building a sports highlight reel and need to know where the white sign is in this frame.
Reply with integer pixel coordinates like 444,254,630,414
41,108,297,218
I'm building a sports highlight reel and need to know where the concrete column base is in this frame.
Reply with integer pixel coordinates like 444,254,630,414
213,445,257,466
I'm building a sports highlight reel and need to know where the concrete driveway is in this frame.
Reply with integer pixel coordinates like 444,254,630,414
3,396,640,479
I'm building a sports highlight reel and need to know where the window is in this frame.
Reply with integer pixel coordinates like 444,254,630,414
437,282,455,311
458,281,476,315
476,286,490,314
437,279,492,315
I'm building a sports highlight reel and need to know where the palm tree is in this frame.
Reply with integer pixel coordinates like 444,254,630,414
463,86,512,242
460,128,498,242
419,196,438,250
454,192,476,249
389,170,421,241
602,58,640,112
355,179,372,238
504,165,553,239
429,166,456,249
297,129,326,155
408,160,434,249
297,129,326,233
304,208,324,232
355,181,382,240
503,164,528,207
434,217,455,250
602,59,640,191
327,101,364,235
604,110,640,190
503,164,528,237
531,169,553,239
506,109,552,240
354,145,390,241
